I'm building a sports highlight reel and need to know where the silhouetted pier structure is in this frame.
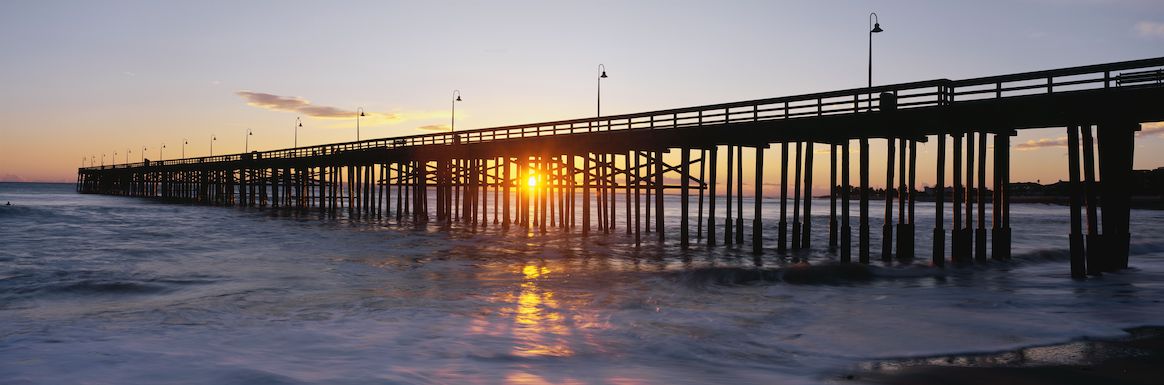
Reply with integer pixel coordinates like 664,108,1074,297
78,58,1164,277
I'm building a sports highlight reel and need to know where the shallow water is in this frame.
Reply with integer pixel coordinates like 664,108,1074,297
2,182,1162,384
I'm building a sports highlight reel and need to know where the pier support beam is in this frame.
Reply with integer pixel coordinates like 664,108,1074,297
1068,125,1086,279
859,138,871,264
778,142,788,252
1097,121,1137,272
934,133,947,267
841,140,852,263
753,146,764,254
707,146,718,246
802,143,814,249
792,142,803,250
1081,125,1101,275
882,137,896,261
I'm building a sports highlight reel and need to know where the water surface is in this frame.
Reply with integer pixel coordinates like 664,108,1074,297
2,183,1162,384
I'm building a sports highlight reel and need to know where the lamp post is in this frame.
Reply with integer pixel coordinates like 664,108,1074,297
356,107,366,141
160,143,165,160
142,146,147,162
597,64,608,117
451,90,462,132
294,117,302,148
245,128,253,152
868,12,884,110
92,155,96,168
126,149,131,164
102,154,106,166
211,135,216,156
182,139,187,158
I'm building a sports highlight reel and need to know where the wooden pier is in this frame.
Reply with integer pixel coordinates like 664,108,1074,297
78,58,1164,277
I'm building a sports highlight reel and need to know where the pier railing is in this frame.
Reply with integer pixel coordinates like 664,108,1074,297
83,57,1164,171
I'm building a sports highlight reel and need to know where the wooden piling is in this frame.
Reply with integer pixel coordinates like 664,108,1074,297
735,146,744,245
681,148,691,247
753,146,764,254
706,146,717,246
725,144,734,245
859,138,871,263
779,142,789,252
1067,125,1086,278
802,143,814,249
841,140,852,263
792,142,803,250
882,137,896,261
829,143,838,252
952,132,965,263
1081,125,1100,274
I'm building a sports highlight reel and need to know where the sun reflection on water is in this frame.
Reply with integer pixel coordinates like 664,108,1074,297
510,263,573,358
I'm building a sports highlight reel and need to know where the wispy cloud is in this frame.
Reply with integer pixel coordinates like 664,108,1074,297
417,124,450,131
1140,121,1164,137
0,174,26,182
1016,136,1069,150
235,91,445,127
1135,21,1164,38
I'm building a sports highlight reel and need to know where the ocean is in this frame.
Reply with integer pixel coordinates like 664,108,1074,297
2,182,1162,384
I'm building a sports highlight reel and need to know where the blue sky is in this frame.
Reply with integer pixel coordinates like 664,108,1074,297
1,0,1162,182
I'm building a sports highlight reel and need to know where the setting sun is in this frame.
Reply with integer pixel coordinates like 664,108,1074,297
527,175,538,187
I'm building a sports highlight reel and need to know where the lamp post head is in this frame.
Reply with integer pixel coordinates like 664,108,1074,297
600,71,608,79
871,23,883,33
455,95,462,102
359,111,366,117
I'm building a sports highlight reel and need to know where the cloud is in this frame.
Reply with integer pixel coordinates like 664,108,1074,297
1135,21,1164,38
235,91,438,127
1016,136,1069,150
0,174,26,182
1140,121,1164,137
417,124,450,131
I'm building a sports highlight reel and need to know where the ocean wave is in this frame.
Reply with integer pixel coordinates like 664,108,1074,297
0,270,220,299
669,263,875,286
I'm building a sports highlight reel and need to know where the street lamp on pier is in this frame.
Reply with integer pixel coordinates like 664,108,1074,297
295,117,302,148
451,90,462,132
356,107,366,141
868,12,884,110
597,64,608,117
211,135,216,156
245,128,253,153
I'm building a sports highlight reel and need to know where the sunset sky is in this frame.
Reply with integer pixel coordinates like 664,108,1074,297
1,0,1162,188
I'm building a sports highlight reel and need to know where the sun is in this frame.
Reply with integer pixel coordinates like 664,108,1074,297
527,175,538,187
